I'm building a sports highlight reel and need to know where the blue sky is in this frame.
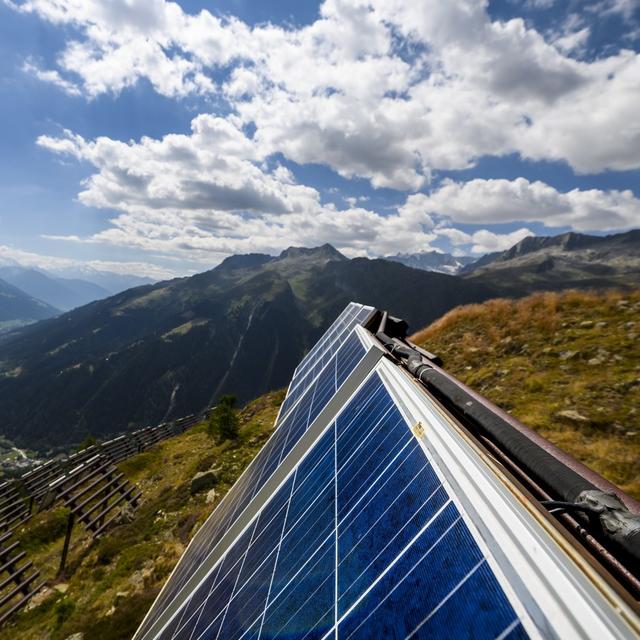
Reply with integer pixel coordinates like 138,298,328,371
0,0,639,278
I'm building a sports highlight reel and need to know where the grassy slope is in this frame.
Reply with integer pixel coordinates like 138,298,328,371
5,289,639,638
412,289,640,499
0,390,284,640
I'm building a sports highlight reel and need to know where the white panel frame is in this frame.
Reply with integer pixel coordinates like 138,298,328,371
376,358,639,640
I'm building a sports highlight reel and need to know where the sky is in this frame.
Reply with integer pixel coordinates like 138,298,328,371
0,0,639,279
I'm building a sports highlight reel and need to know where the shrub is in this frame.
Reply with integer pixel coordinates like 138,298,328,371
207,395,240,441
19,508,70,552
75,435,99,452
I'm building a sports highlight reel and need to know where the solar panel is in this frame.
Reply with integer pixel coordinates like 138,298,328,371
288,303,374,391
136,303,640,640
139,370,522,640
137,321,377,635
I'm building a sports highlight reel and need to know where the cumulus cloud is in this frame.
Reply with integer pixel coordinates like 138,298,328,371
9,0,640,271
22,59,82,95
420,177,640,231
434,225,535,254
37,115,312,216
468,228,534,254
38,112,639,264
36,120,440,261
593,0,640,19
12,0,640,184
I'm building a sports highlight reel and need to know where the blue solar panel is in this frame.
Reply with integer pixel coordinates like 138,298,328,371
144,372,525,640
137,329,369,632
287,303,373,398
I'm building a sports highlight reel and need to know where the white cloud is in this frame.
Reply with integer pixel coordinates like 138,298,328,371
36,119,440,261
419,177,640,231
524,0,556,8
435,227,473,246
10,0,640,184
435,222,535,254
0,244,172,278
22,59,81,95
7,0,640,272
469,228,534,254
593,0,640,19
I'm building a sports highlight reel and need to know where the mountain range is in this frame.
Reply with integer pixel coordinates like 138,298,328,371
0,229,638,450
0,265,156,330
0,266,111,311
384,250,476,274
0,244,494,448
461,230,640,293
0,278,58,331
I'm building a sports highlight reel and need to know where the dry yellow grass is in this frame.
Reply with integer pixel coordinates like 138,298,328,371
412,289,640,499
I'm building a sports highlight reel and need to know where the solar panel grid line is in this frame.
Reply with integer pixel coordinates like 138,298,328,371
288,331,361,424
375,359,637,639
337,512,468,640
338,492,450,610
374,365,545,639
138,347,385,640
296,303,360,370
255,433,336,635
138,303,640,640
290,305,355,380
154,364,524,640
327,372,528,637
278,327,366,428
495,618,525,640
270,544,334,636
156,337,362,610
263,536,335,637
256,467,298,640
332,515,464,640
212,519,258,640
404,557,486,640
145,350,528,640
172,554,231,639
185,563,223,640
180,479,300,640
338,432,416,526
176,364,500,636
144,333,370,636
172,526,264,638
182,526,256,640
338,476,443,573
277,331,365,448
286,305,371,398
146,442,269,619
333,409,339,640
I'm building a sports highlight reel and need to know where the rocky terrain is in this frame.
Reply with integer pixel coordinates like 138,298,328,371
0,391,283,640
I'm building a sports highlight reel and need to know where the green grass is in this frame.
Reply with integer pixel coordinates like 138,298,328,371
412,289,640,499
0,389,284,639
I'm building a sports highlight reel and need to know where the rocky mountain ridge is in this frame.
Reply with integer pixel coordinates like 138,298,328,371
0,245,493,448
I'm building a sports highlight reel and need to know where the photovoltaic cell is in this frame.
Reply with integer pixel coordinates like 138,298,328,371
284,303,373,409
291,303,361,378
137,329,369,634
146,372,525,640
